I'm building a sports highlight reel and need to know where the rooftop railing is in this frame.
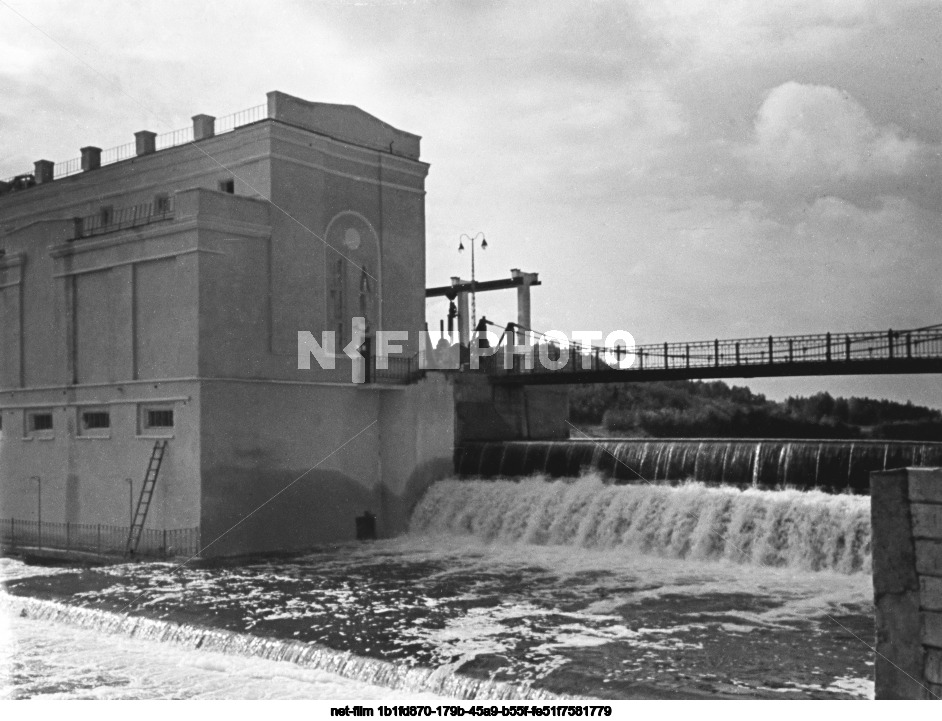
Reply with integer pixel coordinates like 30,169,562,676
2,103,268,186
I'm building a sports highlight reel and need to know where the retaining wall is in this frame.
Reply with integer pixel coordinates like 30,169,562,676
871,467,942,699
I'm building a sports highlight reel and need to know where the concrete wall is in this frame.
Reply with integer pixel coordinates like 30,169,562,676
378,372,455,536
267,91,421,160
0,383,201,530
871,467,942,699
267,121,427,360
453,372,570,442
197,372,455,556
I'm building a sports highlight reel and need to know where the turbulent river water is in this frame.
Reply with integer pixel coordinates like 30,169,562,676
1,474,875,700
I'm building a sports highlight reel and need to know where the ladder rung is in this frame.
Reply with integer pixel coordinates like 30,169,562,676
125,439,168,557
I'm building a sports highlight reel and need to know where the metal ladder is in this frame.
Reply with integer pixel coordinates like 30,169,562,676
124,439,168,558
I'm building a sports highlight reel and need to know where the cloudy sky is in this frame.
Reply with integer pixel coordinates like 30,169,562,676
2,0,940,406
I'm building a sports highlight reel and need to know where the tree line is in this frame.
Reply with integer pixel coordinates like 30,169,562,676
569,380,942,441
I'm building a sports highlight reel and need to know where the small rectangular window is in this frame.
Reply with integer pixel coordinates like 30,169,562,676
31,413,53,431
154,194,170,213
147,409,173,427
100,205,114,225
26,410,54,437
82,411,110,429
147,409,174,428
138,403,175,436
219,179,234,194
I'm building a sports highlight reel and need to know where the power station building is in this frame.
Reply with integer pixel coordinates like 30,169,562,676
0,90,567,559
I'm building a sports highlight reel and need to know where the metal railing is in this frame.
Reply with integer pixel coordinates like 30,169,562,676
476,322,942,380
216,104,267,134
367,347,424,385
0,103,271,183
100,141,137,166
0,518,200,559
71,197,174,241
52,156,83,180
155,126,194,151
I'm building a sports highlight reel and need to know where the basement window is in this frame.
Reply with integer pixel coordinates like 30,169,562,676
218,179,234,194
25,410,54,438
154,193,171,213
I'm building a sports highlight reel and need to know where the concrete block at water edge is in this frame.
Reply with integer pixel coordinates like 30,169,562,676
924,612,942,649
927,648,942,685
917,541,942,578
872,470,919,594
875,591,925,699
909,469,942,505
923,577,942,612
913,504,942,540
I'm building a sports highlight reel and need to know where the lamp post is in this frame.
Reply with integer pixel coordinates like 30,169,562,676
458,232,487,331
126,478,134,526
30,476,41,549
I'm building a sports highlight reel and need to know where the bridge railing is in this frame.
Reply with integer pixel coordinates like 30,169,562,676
481,324,942,377
630,328,942,372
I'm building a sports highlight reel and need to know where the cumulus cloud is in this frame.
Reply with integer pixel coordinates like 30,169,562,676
745,82,922,189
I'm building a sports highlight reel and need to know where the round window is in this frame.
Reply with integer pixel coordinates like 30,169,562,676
344,227,361,250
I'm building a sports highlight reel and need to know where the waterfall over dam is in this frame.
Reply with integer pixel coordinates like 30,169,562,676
455,438,942,492
411,477,872,574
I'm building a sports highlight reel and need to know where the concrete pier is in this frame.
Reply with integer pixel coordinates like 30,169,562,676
871,467,942,699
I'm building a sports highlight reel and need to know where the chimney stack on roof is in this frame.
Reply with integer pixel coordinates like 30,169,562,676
135,131,157,156
80,146,101,172
34,160,54,184
192,114,215,141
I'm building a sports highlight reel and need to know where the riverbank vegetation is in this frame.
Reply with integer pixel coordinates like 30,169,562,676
569,381,942,441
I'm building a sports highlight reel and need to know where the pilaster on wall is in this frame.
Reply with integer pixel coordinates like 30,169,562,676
871,467,942,699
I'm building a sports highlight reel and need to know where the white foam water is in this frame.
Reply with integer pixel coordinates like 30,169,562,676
0,593,564,700
410,475,872,574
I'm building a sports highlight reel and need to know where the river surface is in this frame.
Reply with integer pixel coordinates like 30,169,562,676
1,477,875,700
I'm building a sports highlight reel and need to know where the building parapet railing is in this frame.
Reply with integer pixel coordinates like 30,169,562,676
71,197,174,241
0,518,200,559
1,103,268,187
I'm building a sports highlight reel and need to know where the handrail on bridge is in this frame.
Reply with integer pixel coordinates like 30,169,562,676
472,320,942,378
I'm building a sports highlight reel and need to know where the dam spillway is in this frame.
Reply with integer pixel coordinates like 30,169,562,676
411,477,871,574
455,438,942,492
